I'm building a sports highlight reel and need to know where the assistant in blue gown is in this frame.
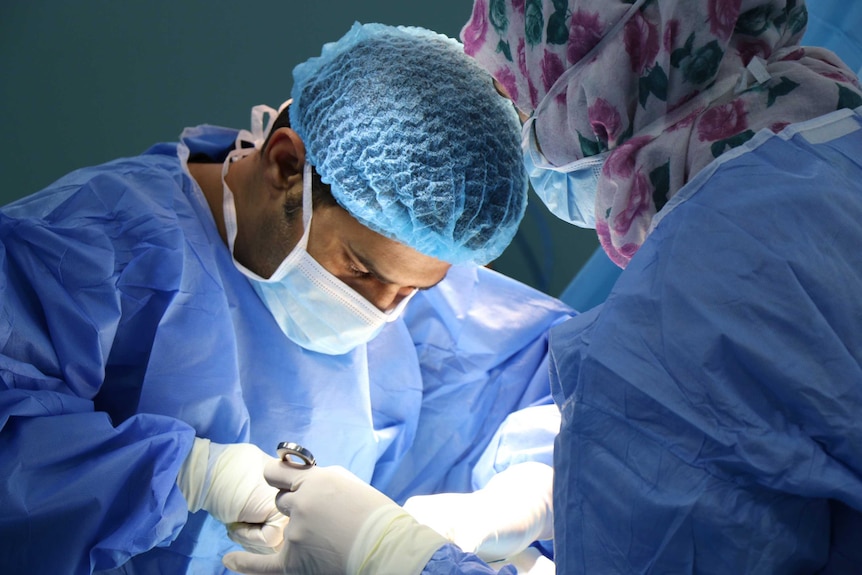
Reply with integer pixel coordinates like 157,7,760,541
549,106,862,574
0,123,574,574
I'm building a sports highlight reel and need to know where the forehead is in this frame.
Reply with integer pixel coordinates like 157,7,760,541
316,204,451,287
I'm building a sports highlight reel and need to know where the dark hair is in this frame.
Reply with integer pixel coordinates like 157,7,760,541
262,105,338,219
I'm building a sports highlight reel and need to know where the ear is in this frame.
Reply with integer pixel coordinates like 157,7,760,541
261,127,306,191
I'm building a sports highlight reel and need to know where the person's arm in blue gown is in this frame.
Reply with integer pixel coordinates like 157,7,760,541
378,263,574,501
0,160,198,574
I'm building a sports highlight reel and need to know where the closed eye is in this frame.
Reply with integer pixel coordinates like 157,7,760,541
348,262,374,279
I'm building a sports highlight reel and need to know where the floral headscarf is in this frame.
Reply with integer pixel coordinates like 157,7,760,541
462,0,862,267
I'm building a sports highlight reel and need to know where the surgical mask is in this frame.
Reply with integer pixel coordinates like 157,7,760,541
522,118,608,229
222,139,415,355
519,0,646,229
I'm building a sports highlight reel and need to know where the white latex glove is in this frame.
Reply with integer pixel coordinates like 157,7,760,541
488,547,555,574
222,462,448,575
403,462,554,562
177,437,288,554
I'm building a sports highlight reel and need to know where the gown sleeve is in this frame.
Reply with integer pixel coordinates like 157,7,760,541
421,544,517,575
0,158,199,574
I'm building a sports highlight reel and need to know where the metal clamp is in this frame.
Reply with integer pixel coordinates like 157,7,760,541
276,442,316,469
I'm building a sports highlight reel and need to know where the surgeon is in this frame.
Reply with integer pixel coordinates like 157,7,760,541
226,1,862,574
0,23,575,574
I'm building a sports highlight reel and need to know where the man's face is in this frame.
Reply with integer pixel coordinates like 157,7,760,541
229,130,450,312
305,202,451,312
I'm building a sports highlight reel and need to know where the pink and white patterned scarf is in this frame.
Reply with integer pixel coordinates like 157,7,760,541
462,0,862,267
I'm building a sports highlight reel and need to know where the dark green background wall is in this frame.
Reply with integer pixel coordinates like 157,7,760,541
0,1,599,296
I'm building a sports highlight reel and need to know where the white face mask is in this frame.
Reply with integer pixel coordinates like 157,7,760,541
222,154,415,355
522,117,609,229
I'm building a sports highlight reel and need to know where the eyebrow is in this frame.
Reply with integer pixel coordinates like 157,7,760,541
352,250,445,291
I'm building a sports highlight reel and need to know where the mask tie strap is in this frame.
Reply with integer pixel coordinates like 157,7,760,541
735,56,772,94
235,104,279,150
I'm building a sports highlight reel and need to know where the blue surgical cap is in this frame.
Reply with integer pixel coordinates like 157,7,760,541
289,22,526,265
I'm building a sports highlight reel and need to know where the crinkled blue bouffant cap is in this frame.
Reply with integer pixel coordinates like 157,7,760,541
289,22,526,265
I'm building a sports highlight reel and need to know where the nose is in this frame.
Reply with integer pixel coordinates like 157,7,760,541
364,283,416,313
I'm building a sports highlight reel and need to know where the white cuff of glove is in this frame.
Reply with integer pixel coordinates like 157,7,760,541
177,436,212,513
348,505,448,575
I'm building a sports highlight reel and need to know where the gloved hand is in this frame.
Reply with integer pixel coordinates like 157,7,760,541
222,462,448,575
177,437,288,554
402,462,554,562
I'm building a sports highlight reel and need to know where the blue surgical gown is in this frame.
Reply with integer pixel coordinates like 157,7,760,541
0,124,574,574
549,107,862,574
